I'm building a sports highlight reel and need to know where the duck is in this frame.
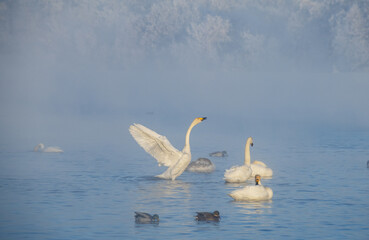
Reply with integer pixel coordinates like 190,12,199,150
209,151,228,157
195,211,220,222
228,175,273,201
186,158,215,173
134,212,159,223
33,143,63,153
224,138,253,183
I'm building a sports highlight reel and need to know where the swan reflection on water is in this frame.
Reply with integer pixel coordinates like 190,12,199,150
232,200,273,215
135,177,192,206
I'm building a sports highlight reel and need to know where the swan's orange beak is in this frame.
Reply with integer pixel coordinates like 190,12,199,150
199,117,207,121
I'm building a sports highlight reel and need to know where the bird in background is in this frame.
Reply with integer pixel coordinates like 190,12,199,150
246,137,273,177
34,143,63,153
224,137,253,183
209,151,228,157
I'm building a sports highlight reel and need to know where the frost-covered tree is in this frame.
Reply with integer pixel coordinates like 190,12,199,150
138,0,199,49
330,3,369,71
187,15,230,60
0,0,368,71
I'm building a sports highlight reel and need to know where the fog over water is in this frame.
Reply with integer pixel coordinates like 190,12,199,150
0,1,368,149
1,2,368,142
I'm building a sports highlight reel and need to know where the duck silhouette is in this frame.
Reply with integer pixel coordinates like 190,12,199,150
195,211,220,222
134,212,159,223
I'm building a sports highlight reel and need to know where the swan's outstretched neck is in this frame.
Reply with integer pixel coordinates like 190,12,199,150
184,117,206,152
244,137,253,165
184,121,196,152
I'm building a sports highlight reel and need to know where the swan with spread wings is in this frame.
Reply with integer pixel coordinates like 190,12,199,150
129,117,206,180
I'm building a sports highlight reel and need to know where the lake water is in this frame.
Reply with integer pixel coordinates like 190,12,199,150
0,122,369,239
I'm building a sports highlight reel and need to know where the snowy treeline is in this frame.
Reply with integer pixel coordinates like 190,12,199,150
1,0,368,71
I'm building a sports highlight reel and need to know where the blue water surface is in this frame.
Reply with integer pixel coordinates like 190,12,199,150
0,125,368,240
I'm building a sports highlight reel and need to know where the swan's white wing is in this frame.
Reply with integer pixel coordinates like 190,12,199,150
250,163,273,177
252,160,267,167
129,123,182,167
224,165,252,183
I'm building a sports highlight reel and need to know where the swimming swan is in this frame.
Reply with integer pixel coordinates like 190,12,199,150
186,158,215,173
228,175,273,201
34,143,63,153
129,117,207,180
248,137,273,177
224,137,253,183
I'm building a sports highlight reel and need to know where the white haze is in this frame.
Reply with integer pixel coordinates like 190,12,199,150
0,0,369,151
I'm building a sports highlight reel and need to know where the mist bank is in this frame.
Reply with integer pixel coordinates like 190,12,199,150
2,60,368,148
1,1,369,151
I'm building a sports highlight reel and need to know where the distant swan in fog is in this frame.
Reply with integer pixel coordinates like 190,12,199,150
186,158,215,173
129,117,207,180
34,143,63,153
224,137,253,183
228,175,273,201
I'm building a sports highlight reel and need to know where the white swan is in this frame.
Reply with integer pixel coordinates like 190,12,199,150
224,137,253,183
129,117,207,180
34,143,63,153
247,137,273,177
228,175,273,201
186,158,215,173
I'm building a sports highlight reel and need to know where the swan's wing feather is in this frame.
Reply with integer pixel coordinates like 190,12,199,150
129,123,182,167
252,160,267,167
